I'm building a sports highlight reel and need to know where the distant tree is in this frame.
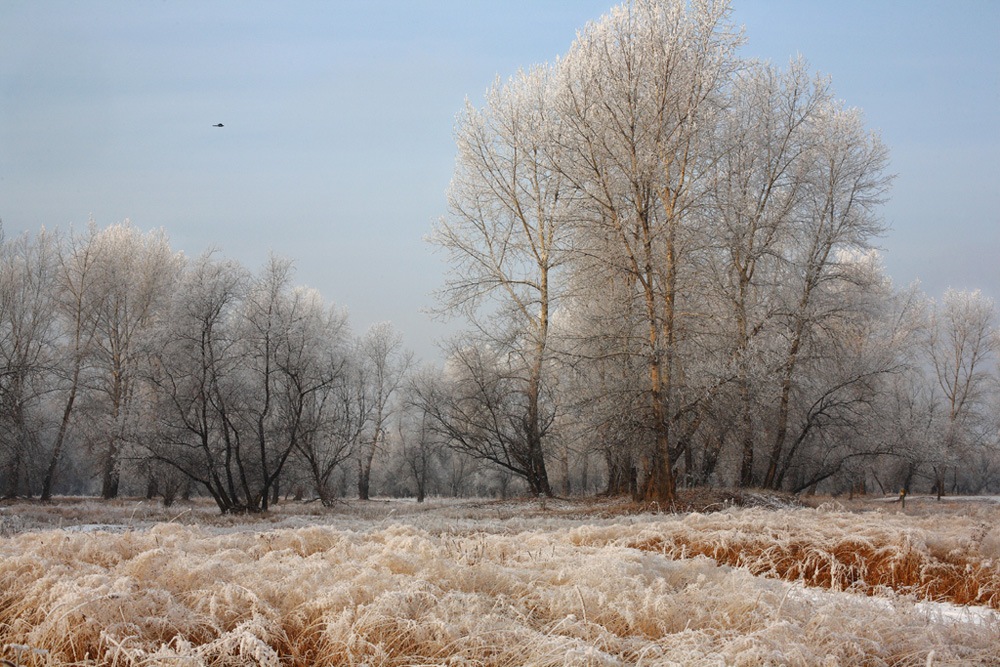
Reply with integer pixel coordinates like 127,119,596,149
229,257,347,511
40,225,105,500
83,223,180,498
146,254,351,512
926,289,997,496
355,322,412,500
393,387,444,503
293,351,364,506
143,252,247,510
0,229,58,497
769,253,919,491
414,345,558,495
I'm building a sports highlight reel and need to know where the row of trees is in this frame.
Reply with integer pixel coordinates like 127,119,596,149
0,223,443,511
425,0,1000,504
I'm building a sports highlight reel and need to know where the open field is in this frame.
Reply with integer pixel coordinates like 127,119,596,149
2,493,999,666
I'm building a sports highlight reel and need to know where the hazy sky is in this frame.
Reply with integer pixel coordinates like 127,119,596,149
2,1,998,361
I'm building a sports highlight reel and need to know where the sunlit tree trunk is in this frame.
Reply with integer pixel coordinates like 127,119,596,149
555,0,740,503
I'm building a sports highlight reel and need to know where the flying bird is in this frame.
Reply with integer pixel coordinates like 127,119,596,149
212,123,224,127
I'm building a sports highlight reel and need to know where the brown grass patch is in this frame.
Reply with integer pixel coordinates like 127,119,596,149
628,506,1000,609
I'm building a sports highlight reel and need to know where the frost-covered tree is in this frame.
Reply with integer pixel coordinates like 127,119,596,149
355,321,412,500
926,289,997,495
145,254,353,512
704,59,830,486
143,252,248,511
392,380,447,502
0,229,59,497
39,225,106,499
232,257,349,511
414,345,557,495
437,0,905,499
757,101,892,489
553,0,741,503
82,223,180,498
765,252,917,492
293,351,366,506
432,64,570,497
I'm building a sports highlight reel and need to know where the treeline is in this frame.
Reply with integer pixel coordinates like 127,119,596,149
424,0,1000,503
0,223,524,511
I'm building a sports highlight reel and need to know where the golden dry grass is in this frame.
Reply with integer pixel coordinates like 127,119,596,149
0,495,998,666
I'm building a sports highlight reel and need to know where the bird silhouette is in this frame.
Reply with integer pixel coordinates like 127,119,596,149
212,123,224,127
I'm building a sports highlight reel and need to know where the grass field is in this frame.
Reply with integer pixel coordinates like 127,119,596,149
1,493,998,666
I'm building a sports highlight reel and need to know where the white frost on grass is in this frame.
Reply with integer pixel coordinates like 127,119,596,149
1,500,998,666
782,580,1000,627
59,523,134,533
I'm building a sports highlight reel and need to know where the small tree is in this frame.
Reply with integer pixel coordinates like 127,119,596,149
393,403,442,503
294,352,365,506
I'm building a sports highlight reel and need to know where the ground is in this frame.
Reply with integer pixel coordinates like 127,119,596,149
1,492,998,666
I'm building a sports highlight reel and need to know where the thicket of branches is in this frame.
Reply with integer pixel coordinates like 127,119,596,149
2,0,997,509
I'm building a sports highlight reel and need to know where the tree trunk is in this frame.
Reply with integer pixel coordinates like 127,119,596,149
41,365,80,501
763,310,807,490
101,436,120,499
604,446,636,496
358,455,372,501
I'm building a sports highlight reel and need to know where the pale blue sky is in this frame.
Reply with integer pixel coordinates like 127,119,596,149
2,1,997,360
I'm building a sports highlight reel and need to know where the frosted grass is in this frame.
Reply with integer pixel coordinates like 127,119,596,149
1,498,998,666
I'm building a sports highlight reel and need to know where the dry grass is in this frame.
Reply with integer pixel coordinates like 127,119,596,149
1,494,998,666
626,502,1000,609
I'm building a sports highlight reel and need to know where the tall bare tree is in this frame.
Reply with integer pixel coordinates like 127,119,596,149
705,59,828,486
143,252,247,511
84,223,180,498
432,64,570,496
41,224,106,499
760,104,892,489
555,0,741,502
